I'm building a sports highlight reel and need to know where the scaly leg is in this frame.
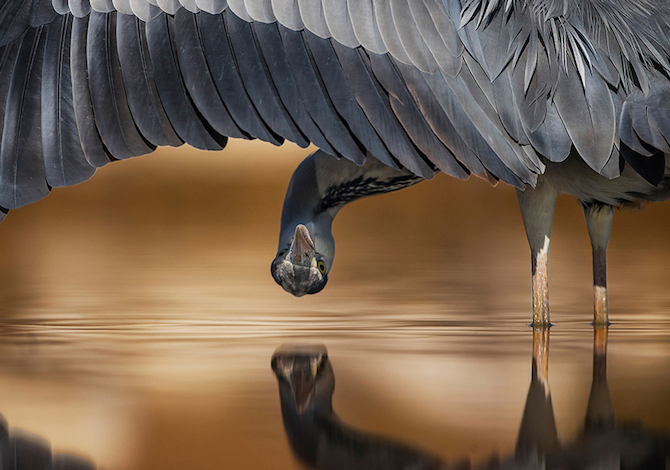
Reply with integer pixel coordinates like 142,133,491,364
583,203,614,326
517,182,559,327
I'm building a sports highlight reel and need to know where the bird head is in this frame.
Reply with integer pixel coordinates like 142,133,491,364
271,223,332,297
271,344,334,415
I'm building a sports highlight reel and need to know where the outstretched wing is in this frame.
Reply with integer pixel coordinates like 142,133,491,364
1,0,669,220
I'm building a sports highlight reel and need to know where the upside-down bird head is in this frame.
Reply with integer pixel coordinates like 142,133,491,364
271,224,332,297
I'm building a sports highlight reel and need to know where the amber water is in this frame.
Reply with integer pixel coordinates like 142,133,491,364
0,142,668,469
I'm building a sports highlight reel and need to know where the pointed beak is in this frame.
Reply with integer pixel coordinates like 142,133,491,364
288,224,315,265
290,369,316,415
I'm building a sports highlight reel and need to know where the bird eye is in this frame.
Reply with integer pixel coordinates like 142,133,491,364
277,250,286,257
317,260,326,274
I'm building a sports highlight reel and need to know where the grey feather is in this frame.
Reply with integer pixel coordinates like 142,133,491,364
554,64,616,173
0,27,49,209
297,0,329,39
194,0,225,14
197,11,281,144
620,143,665,186
1,0,33,46
449,63,541,178
392,58,491,179
407,0,460,76
390,0,438,73
270,0,303,31
331,41,435,178
372,0,411,65
42,14,95,187
155,0,179,15
30,0,56,26
89,0,114,13
87,11,155,159
224,9,305,145
129,0,160,21
252,21,336,155
70,15,112,167
321,0,358,49
68,0,91,17
227,0,252,22
244,0,275,22
112,0,133,15
525,104,571,163
368,52,468,179
116,13,183,147
303,33,393,166
347,0,386,54
278,25,365,163
178,0,199,13
421,67,525,186
145,12,226,150
51,0,69,15
172,9,246,140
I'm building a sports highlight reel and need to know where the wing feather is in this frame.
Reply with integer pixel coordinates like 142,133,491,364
0,27,49,209
303,32,394,166
145,11,226,150
368,52,468,179
172,9,247,140
321,0,357,49
197,11,280,144
224,9,305,145
331,40,434,178
347,0,385,55
42,14,95,187
243,0,275,23
116,13,183,146
87,11,154,158
252,21,336,155
270,0,302,31
553,63,616,172
278,25,366,163
70,15,112,167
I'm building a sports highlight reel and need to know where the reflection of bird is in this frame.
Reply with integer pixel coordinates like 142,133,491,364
2,1,670,323
272,337,670,470
0,415,94,470
271,344,449,470
512,325,670,469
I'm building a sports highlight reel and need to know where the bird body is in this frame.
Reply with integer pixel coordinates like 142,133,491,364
1,0,670,321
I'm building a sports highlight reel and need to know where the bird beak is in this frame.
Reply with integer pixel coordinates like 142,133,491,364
290,369,316,415
288,224,315,265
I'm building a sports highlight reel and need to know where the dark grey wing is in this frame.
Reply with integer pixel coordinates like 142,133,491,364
7,0,670,218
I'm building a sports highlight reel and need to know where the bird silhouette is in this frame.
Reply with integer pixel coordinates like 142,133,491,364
1,0,670,323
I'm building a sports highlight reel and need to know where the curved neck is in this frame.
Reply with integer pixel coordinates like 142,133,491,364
278,151,424,256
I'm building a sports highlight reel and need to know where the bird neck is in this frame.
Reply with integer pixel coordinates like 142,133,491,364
278,385,334,467
278,150,424,254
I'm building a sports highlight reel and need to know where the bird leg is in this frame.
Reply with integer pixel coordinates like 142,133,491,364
517,182,558,327
583,203,613,326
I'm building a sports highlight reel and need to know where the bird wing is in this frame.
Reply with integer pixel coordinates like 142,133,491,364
1,0,670,217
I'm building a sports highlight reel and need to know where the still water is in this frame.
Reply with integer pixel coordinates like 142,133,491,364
0,141,668,469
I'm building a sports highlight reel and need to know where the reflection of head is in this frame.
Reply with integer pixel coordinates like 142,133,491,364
271,344,334,416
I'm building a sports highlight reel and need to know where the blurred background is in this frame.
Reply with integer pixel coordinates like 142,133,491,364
0,140,668,469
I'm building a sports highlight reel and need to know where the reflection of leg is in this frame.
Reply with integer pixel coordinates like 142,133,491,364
585,325,614,432
583,204,613,326
517,183,558,327
516,326,559,459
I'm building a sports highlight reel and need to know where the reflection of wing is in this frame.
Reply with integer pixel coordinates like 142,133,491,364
315,416,447,470
0,414,95,470
2,1,670,214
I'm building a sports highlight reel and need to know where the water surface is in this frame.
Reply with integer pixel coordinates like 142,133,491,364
0,141,668,469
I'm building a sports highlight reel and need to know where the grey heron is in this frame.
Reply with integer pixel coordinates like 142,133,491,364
0,0,669,325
